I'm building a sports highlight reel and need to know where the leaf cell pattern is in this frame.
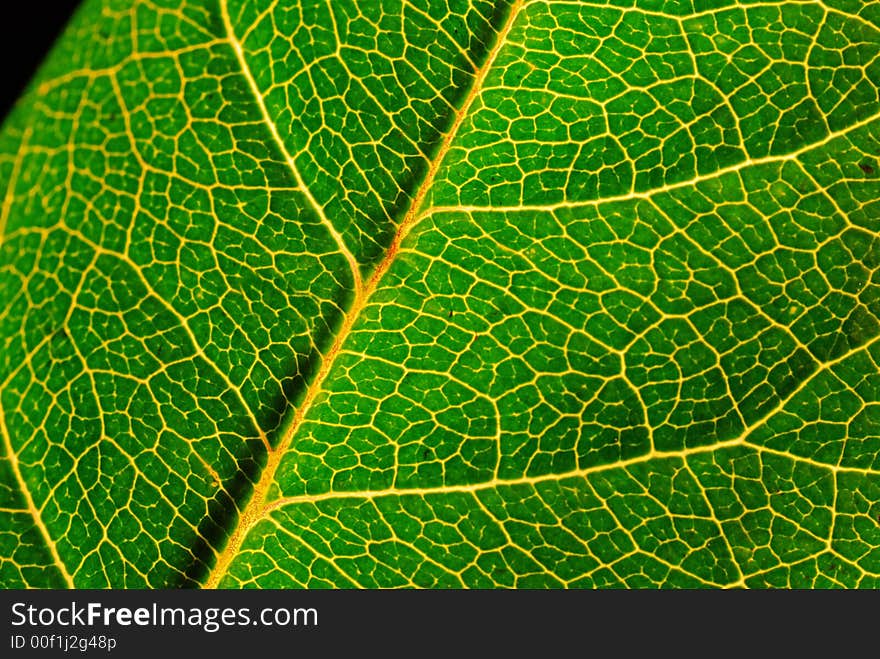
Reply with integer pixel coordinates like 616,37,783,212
1,0,879,589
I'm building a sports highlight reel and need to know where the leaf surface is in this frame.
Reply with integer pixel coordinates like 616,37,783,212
1,0,879,588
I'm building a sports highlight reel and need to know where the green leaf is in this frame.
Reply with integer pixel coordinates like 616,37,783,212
2,0,879,589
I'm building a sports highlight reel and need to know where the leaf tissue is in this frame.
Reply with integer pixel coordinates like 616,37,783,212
1,0,879,588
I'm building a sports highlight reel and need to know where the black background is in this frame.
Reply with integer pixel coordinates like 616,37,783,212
1,1,81,122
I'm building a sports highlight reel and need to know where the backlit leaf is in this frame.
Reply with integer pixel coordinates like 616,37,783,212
2,0,879,588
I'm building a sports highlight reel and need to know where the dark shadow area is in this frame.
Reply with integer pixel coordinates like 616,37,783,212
380,0,520,251
181,448,266,588
263,284,357,445
1,2,80,123
180,294,353,587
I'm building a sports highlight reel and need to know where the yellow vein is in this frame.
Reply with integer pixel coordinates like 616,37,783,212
219,0,361,291
0,404,74,587
265,438,746,509
423,106,880,216
263,333,880,509
203,0,525,588
0,127,31,246
55,196,268,452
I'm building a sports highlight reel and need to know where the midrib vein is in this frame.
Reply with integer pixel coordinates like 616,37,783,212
219,0,361,291
204,0,524,588
0,403,74,587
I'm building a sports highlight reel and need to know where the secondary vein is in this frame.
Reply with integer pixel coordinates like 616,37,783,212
219,0,362,292
263,334,880,509
421,104,880,217
0,403,75,587
0,127,32,247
